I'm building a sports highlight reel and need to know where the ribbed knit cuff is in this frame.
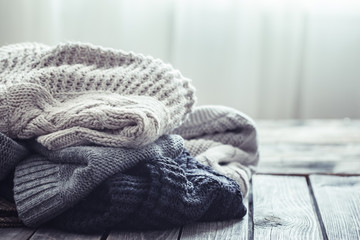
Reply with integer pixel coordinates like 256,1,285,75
13,157,65,227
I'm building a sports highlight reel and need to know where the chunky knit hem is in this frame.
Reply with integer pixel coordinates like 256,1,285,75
13,158,65,227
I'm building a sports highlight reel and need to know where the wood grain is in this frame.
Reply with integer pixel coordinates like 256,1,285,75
0,228,36,240
107,228,180,240
260,143,360,163
29,228,103,240
180,199,248,240
310,175,360,240
252,175,322,240
257,119,360,144
257,120,360,174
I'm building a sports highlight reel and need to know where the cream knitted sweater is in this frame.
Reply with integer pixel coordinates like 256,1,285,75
0,42,196,149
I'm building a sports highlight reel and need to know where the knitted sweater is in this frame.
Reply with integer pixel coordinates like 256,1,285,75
173,105,259,165
175,105,259,196
13,134,184,227
0,42,196,150
50,149,247,233
0,132,29,181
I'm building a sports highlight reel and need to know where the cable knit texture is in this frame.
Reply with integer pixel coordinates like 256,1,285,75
0,42,196,150
50,149,247,233
0,132,29,181
13,134,184,227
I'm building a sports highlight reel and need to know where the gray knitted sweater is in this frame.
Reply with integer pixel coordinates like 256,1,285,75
13,134,184,227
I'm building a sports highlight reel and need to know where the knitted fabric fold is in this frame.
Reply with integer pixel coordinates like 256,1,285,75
49,149,247,233
0,42,196,150
0,132,29,181
13,134,184,227
173,105,259,164
185,139,252,195
174,105,259,196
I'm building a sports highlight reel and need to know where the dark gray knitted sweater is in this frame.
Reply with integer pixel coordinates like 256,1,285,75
50,149,247,233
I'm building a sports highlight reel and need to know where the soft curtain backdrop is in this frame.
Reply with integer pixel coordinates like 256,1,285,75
1,0,360,119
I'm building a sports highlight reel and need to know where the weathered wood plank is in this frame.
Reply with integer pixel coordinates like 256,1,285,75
180,199,248,240
257,119,360,144
257,151,360,174
257,120,360,174
253,175,322,240
107,228,180,240
29,228,103,240
180,219,247,240
260,143,360,163
0,228,36,240
310,175,360,240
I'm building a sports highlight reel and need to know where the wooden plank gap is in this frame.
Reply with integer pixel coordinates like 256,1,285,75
310,175,360,240
253,175,322,239
0,227,38,240
306,176,329,240
248,178,254,240
101,230,110,240
27,228,38,240
177,227,183,240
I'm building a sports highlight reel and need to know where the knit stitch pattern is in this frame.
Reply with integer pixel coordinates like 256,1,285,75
13,134,184,227
0,197,23,228
49,149,247,233
0,132,29,181
173,105,259,166
0,162,23,228
174,105,259,196
0,42,196,150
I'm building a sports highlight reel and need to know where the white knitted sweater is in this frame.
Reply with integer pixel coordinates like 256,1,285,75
0,42,196,149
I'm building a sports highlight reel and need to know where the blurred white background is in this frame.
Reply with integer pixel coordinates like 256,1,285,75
1,0,360,119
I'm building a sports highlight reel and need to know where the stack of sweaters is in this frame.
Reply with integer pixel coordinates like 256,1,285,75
0,42,259,233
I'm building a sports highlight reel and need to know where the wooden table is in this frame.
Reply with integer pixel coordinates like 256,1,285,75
1,120,359,240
